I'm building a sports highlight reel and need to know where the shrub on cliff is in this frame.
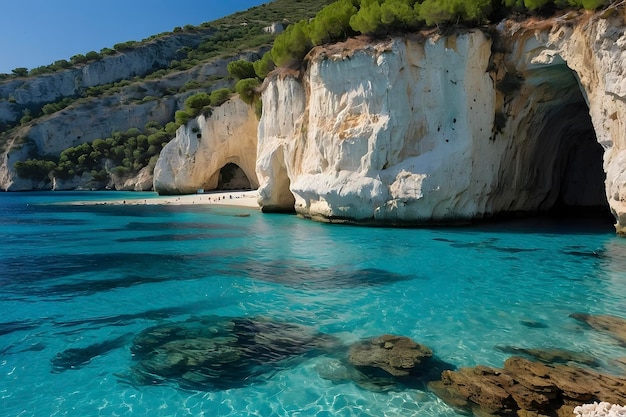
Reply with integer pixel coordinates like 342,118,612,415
253,51,275,79
309,0,358,44
210,88,232,106
235,78,261,105
175,110,192,126
15,123,175,182
42,97,75,115
227,60,257,80
271,20,312,67
11,67,28,77
350,0,421,35
184,92,212,116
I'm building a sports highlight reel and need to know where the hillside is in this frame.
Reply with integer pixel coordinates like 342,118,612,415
0,0,333,190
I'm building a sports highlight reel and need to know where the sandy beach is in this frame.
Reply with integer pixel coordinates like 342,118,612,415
70,190,260,208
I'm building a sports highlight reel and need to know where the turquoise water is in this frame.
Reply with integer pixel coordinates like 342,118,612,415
1,191,626,417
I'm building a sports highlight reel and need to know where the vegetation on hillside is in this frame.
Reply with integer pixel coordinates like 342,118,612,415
14,123,169,183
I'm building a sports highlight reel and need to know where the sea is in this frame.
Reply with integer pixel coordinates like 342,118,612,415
1,191,625,417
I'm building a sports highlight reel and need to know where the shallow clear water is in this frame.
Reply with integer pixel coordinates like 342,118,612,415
1,191,625,417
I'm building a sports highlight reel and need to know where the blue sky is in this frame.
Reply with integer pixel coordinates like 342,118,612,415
0,0,267,74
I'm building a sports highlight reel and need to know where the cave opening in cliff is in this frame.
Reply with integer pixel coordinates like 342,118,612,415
526,65,611,222
216,163,252,191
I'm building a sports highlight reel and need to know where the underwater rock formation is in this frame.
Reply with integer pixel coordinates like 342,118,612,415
225,260,410,289
570,313,626,346
51,333,131,373
125,316,338,390
347,334,433,377
316,334,454,392
494,345,600,367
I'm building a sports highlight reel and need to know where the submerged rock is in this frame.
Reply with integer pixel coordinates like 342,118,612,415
428,356,626,417
51,333,131,373
570,313,626,346
126,316,339,390
348,334,433,377
519,319,549,329
494,345,600,367
228,260,411,290
317,334,453,392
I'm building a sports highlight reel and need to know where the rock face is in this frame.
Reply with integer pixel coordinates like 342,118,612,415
153,97,259,195
256,8,626,231
428,356,626,417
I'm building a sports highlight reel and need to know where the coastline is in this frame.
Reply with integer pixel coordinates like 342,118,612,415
68,190,260,209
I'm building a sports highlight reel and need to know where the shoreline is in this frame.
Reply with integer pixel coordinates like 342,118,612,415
69,190,260,209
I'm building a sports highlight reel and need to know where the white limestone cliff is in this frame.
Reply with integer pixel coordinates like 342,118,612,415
153,97,259,194
256,8,626,232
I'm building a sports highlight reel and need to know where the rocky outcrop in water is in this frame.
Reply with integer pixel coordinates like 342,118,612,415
428,356,626,417
347,334,433,377
315,334,454,392
256,7,626,232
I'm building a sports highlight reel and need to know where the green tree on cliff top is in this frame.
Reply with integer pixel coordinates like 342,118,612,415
265,0,614,70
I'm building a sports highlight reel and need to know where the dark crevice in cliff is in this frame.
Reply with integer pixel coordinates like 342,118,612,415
215,163,252,191
527,66,610,220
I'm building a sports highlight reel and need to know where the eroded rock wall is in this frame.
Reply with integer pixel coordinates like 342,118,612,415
153,97,259,195
258,32,506,223
256,8,626,231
